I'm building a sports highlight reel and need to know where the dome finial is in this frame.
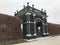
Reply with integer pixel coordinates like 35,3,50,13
32,4,34,8
27,2,29,6
41,9,43,12
44,10,46,13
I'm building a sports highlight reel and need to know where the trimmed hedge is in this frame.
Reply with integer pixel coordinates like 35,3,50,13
0,13,22,42
48,23,60,35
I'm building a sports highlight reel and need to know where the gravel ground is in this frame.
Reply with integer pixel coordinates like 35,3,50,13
13,35,60,45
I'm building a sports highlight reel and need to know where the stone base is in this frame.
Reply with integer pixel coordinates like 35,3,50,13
25,34,37,39
47,33,49,35
33,33,37,36
25,34,32,39
42,33,49,37
33,34,37,38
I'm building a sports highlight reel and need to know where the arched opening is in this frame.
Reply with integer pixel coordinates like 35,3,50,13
35,18,43,37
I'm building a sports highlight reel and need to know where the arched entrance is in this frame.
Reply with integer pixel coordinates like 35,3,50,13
35,18,43,37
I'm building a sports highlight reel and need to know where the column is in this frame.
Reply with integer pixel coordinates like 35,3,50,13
33,14,37,36
26,13,32,37
42,17,46,35
21,23,23,32
45,18,49,35
46,23,49,35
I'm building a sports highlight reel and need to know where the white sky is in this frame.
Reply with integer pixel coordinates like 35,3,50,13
0,0,60,24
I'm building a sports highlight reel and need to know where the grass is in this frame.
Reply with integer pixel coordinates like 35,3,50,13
49,34,60,37
0,39,26,45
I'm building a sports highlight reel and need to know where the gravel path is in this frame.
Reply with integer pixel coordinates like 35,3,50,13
13,35,60,45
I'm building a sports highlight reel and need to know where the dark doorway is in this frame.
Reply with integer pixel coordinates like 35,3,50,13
36,19,43,37
23,24,27,38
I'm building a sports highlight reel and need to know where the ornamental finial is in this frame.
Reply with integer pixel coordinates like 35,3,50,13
27,2,29,6
32,4,34,8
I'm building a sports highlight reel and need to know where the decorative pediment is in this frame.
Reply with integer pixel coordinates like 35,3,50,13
14,2,47,18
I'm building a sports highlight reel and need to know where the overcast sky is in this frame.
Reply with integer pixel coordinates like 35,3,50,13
0,0,60,24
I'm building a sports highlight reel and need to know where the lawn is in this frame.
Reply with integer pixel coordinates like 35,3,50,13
0,39,26,45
